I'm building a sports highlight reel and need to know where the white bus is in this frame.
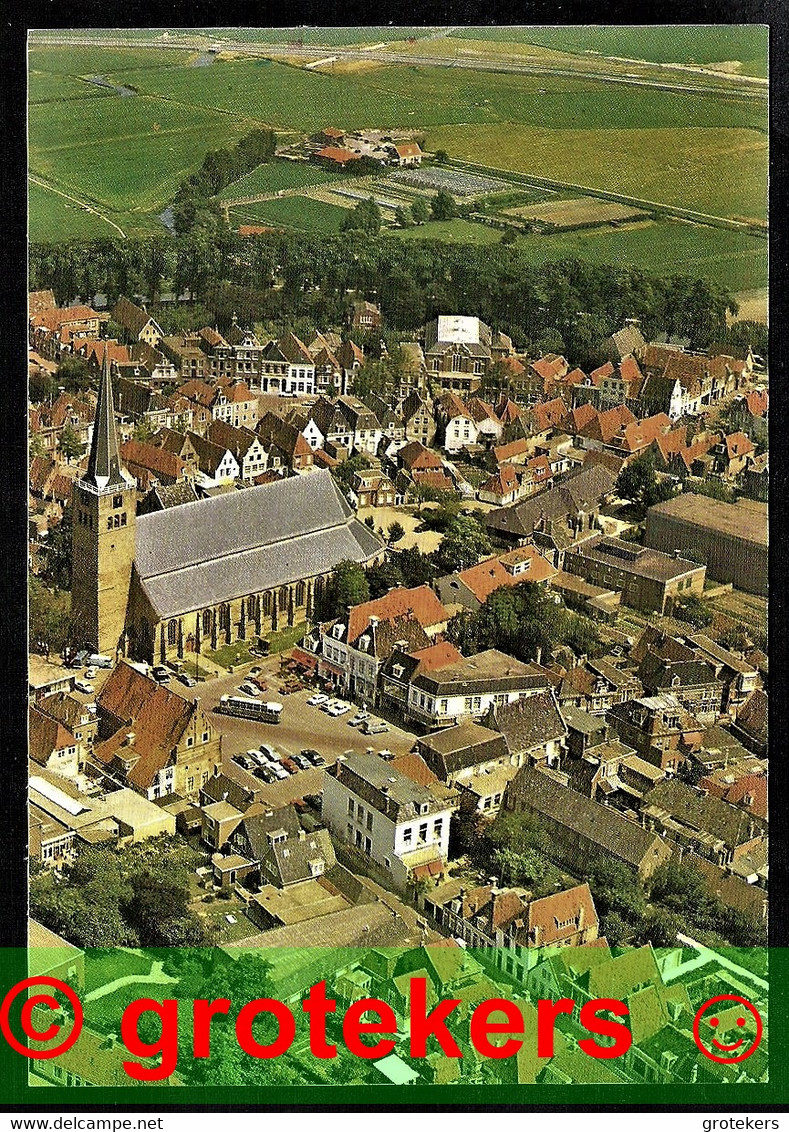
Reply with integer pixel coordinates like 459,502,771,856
216,695,283,723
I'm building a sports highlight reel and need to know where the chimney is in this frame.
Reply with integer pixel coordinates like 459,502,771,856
124,732,135,746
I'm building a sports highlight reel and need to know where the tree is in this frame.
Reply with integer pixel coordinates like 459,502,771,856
433,149,449,164
318,560,370,620
387,521,405,544
615,450,658,508
58,423,85,464
410,197,429,224
29,576,72,653
396,546,435,588
367,559,405,598
341,197,382,237
394,205,412,229
29,431,47,462
42,505,73,590
500,228,517,245
55,355,91,393
674,593,713,628
133,418,155,443
430,189,457,221
432,514,491,574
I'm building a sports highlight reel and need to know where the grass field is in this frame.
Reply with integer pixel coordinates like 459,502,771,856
218,160,337,201
449,26,769,78
229,196,350,233
508,219,767,294
111,56,766,134
386,219,506,245
427,125,767,222
28,181,119,240
28,71,114,103
28,45,190,74
29,95,254,217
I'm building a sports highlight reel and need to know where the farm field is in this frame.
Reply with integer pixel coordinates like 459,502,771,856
28,71,114,104
218,160,338,201
507,219,767,295
426,125,768,221
29,95,254,222
110,57,767,134
504,197,648,226
386,219,505,246
228,195,350,233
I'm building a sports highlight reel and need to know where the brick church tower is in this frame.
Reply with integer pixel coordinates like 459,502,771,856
70,346,136,655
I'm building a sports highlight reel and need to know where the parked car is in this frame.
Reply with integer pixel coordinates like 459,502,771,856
179,673,197,687
302,749,326,767
152,666,171,683
308,693,329,707
238,682,261,697
327,702,351,717
281,757,299,775
270,762,289,780
348,711,370,727
235,755,255,771
250,677,269,692
254,766,277,784
292,754,312,771
74,680,94,695
362,719,389,735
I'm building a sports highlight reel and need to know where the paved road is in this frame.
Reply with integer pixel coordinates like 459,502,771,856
175,660,420,806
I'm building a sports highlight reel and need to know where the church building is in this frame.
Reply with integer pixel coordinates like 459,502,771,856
71,352,386,662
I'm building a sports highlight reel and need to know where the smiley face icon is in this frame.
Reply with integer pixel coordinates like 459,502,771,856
693,994,763,1063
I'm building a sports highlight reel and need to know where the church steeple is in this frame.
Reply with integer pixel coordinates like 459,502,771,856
83,343,125,490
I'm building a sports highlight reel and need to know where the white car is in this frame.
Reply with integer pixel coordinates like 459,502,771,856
238,682,261,697
74,680,94,695
327,702,351,717
270,762,289,780
308,693,329,706
348,711,370,726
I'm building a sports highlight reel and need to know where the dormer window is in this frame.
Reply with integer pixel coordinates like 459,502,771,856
332,624,344,641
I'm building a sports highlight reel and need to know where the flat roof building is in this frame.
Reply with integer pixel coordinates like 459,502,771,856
644,495,767,596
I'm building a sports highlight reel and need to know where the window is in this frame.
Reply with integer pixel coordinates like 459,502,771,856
347,823,353,841
107,516,113,530
348,799,355,816
113,494,123,508
120,512,127,526
403,827,413,845
418,823,428,843
187,776,194,792
364,837,372,855
167,620,178,646
433,819,443,838
186,737,193,748
366,812,373,832
202,732,209,742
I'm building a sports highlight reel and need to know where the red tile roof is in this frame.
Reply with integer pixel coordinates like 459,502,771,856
745,390,768,418
725,431,755,460
315,146,360,165
619,413,674,454
531,397,568,433
29,704,77,765
347,585,447,644
590,361,615,384
561,402,598,434
580,403,636,444
409,641,464,672
453,548,557,602
493,438,530,463
120,439,186,481
527,883,598,947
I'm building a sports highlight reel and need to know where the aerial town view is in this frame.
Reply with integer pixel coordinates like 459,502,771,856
25,26,768,1092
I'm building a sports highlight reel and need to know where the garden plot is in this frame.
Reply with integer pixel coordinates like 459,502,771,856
504,196,649,228
390,166,510,196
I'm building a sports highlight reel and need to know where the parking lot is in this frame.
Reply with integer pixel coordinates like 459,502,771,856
172,663,421,806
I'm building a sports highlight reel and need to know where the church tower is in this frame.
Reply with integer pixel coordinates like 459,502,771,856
70,347,136,655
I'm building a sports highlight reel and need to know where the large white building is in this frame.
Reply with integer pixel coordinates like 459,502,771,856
322,753,458,893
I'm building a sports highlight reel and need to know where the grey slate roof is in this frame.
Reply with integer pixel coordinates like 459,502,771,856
486,690,567,752
269,828,336,886
134,470,384,618
506,764,669,870
82,351,127,491
486,464,617,540
417,721,509,779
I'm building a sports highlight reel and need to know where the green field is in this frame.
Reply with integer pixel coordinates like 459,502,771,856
112,57,766,134
428,125,767,222
506,219,767,294
387,219,505,245
28,181,120,240
449,26,769,78
229,195,350,233
218,160,337,201
28,36,769,269
29,95,254,216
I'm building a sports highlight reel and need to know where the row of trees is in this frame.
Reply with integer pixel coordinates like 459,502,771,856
171,128,277,237
29,229,741,356
487,812,765,947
